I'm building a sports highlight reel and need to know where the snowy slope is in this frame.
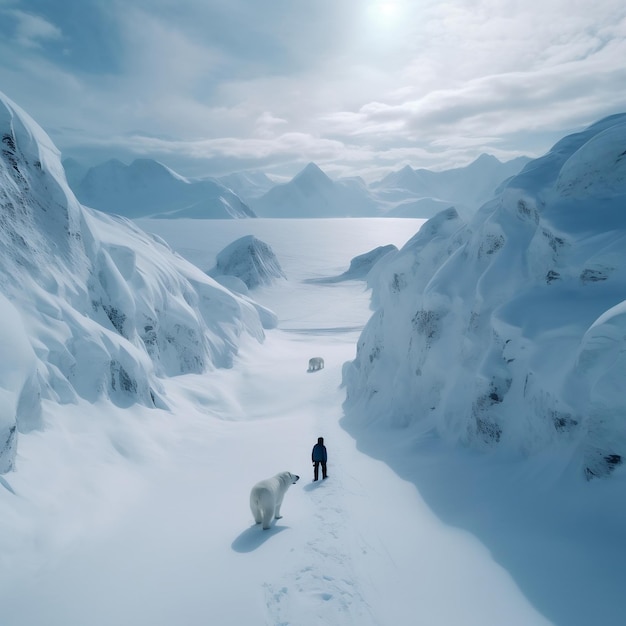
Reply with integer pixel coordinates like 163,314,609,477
73,158,256,219
0,91,267,472
344,114,626,478
251,162,382,217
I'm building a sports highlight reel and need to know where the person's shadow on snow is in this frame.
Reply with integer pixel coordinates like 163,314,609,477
231,523,289,553
302,480,325,492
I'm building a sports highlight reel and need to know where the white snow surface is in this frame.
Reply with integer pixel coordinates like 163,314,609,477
0,212,623,625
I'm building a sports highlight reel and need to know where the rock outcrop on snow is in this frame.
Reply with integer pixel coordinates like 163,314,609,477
344,114,626,479
208,235,287,290
0,92,268,472
306,244,398,285
341,245,398,280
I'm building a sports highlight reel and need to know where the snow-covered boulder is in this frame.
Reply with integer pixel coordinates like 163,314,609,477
0,91,267,472
208,235,286,289
343,114,626,479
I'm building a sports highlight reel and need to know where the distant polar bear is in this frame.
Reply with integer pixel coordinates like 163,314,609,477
250,471,300,530
308,357,324,371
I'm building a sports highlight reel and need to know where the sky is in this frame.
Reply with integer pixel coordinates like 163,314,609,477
1,0,625,181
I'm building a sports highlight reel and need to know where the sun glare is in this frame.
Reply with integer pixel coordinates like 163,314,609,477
379,1,399,17
370,1,403,26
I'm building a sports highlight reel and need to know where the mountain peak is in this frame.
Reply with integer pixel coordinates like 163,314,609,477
294,162,331,184
128,158,186,181
473,153,499,164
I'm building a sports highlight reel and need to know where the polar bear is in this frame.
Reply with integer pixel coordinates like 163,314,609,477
308,357,324,371
250,471,300,530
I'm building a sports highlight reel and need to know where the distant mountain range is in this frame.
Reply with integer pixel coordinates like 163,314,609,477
65,153,531,220
218,170,277,200
69,158,256,219
374,153,531,215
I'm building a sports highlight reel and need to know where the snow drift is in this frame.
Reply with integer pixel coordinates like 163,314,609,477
0,91,267,472
343,114,626,479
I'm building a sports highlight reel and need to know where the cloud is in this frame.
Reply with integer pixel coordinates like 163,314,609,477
1,0,625,182
254,112,288,139
7,9,62,48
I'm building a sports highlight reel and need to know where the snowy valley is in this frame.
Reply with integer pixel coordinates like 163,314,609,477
1,89,626,626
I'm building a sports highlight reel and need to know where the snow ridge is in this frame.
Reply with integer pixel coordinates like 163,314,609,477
344,114,626,478
0,91,267,472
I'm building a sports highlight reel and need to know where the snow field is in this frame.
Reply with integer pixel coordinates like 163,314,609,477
2,217,626,625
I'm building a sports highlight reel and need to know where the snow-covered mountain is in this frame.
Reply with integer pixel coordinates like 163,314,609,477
248,157,527,219
0,91,268,473
344,115,626,479
250,162,382,218
218,170,277,201
375,154,530,218
71,158,256,219
66,155,528,221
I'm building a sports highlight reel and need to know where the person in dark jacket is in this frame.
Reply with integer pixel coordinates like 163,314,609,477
311,437,328,481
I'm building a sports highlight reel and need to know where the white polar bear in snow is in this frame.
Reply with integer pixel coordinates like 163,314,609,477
250,471,300,530
308,357,324,371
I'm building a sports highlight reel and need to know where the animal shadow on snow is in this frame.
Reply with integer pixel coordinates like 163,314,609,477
231,523,289,553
